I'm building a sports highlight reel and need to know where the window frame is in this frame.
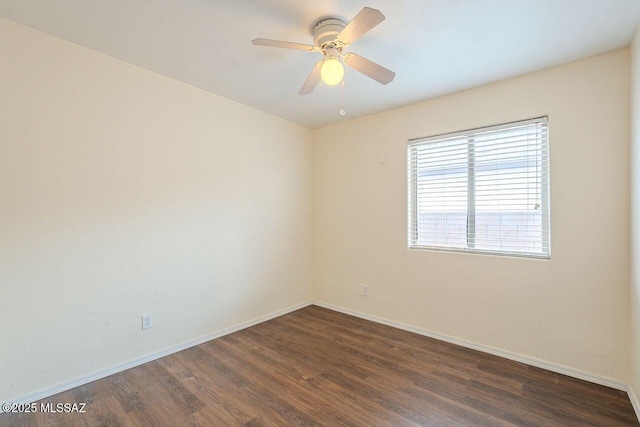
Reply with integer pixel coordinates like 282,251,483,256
407,117,550,259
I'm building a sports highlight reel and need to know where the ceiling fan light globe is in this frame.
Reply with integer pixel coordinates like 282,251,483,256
320,57,344,86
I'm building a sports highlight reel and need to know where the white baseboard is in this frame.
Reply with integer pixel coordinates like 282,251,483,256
312,300,628,391
629,386,640,423
2,300,313,412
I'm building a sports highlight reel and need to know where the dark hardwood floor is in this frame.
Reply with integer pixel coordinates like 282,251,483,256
1,305,638,426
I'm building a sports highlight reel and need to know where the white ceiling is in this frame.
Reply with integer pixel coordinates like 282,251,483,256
1,0,640,129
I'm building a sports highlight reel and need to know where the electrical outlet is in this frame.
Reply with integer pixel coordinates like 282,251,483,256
142,314,152,330
362,285,369,297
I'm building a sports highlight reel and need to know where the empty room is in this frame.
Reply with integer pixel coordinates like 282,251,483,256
2,0,640,425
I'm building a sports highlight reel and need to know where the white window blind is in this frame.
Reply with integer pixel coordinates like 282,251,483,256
408,117,550,258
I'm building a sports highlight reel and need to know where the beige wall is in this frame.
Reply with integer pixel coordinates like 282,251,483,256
631,26,640,408
314,49,631,383
0,17,313,403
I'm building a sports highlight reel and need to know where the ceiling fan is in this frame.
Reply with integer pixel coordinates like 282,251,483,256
252,7,396,95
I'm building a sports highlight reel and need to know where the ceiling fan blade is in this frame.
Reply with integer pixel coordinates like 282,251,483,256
299,61,322,95
343,53,395,85
336,7,385,46
252,38,318,52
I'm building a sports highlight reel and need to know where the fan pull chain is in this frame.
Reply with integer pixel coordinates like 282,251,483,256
339,80,346,116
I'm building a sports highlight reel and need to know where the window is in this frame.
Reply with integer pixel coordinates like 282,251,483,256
408,117,549,258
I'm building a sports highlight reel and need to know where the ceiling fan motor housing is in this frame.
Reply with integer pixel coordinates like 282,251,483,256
313,18,346,48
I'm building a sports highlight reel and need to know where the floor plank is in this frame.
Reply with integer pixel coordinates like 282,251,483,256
1,305,637,426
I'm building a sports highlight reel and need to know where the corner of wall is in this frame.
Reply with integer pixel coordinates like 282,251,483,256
630,22,640,421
